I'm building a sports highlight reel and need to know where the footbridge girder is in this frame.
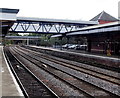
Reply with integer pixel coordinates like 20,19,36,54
5,36,41,40
1,8,98,36
9,17,98,34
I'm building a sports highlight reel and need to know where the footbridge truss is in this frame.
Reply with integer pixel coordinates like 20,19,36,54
9,17,98,34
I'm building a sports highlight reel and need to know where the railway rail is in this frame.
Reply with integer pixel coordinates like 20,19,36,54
19,46,120,81
4,46,59,98
9,46,94,98
23,45,120,72
5,45,120,98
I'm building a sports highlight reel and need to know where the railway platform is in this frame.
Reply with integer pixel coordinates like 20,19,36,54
0,46,23,97
25,45,120,71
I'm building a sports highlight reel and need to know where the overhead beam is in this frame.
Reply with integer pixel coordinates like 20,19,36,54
10,19,98,34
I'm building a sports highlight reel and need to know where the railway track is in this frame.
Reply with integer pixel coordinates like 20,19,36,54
19,46,120,81
9,46,94,98
22,45,120,80
7,45,120,98
4,46,59,98
23,45,120,73
17,46,120,85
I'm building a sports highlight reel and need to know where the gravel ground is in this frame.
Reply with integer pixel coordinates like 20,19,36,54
41,52,120,79
37,57,120,96
19,46,120,79
23,45,120,70
6,48,57,97
45,67,114,98
11,48,88,98
14,46,120,97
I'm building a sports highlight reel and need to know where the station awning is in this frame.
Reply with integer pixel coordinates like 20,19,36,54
66,21,120,36
0,8,19,37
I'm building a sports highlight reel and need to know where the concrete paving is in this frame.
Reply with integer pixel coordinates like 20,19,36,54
0,46,23,97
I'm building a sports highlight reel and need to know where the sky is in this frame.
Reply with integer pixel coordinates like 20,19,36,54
1,0,120,21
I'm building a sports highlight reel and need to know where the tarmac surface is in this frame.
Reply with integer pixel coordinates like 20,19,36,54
0,46,23,97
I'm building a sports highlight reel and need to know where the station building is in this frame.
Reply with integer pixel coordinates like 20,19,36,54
66,11,120,55
0,8,120,56
90,11,118,24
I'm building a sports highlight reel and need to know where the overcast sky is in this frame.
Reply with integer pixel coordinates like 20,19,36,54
1,0,120,21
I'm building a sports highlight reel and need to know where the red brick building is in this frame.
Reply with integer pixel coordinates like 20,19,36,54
90,11,118,24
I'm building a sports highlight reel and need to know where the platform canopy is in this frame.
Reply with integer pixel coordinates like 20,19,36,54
0,8,19,37
66,21,120,36
51,21,120,37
